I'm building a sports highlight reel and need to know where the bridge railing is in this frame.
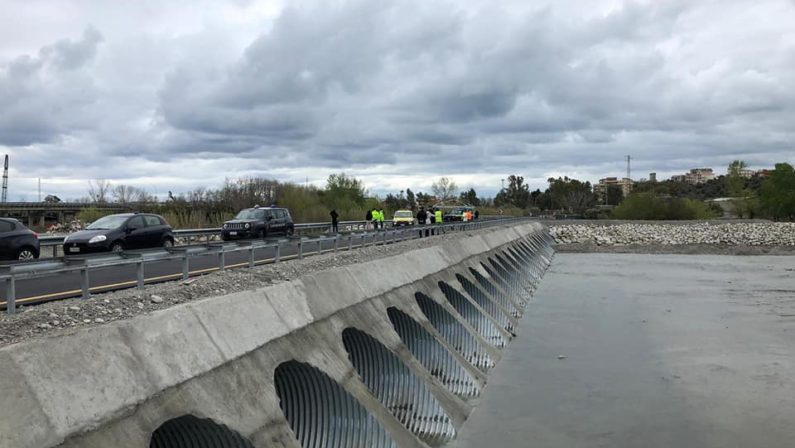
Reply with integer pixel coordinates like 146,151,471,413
1,218,528,314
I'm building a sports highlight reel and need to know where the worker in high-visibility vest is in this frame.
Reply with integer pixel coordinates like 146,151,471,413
378,208,385,229
435,209,443,224
371,208,379,230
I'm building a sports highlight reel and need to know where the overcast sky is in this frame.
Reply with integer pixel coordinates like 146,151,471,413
1,0,794,201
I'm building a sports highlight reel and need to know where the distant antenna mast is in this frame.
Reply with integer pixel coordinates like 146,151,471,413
626,155,631,180
1,154,8,203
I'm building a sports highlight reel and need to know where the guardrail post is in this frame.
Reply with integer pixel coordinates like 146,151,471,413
334,236,339,253
218,250,225,272
298,239,304,260
137,261,144,289
382,231,387,246
52,246,58,258
317,238,322,255
5,277,15,315
275,244,281,263
182,255,189,280
80,267,90,300
349,235,353,251
248,247,255,268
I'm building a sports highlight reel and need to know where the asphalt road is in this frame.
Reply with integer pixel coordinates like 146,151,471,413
1,230,413,308
454,253,795,448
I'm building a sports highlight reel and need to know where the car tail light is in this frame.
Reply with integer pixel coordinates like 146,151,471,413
33,232,39,239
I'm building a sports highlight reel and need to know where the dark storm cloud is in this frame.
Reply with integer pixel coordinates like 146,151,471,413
1,0,794,199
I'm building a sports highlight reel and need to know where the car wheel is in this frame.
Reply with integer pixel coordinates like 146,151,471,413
110,242,124,253
17,248,37,261
163,238,174,248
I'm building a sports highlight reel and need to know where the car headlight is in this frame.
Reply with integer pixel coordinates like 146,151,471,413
223,223,228,229
88,235,107,244
244,223,250,229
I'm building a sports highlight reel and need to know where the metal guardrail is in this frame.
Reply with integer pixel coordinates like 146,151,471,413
1,218,526,314
37,220,374,257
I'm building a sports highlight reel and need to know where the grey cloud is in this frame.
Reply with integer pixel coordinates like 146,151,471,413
1,0,794,200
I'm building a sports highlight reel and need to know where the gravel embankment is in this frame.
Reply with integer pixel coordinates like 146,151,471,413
550,222,795,255
0,227,498,347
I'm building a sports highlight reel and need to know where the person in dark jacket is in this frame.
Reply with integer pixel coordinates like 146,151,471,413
416,207,427,237
330,209,339,233
365,209,372,230
474,209,480,220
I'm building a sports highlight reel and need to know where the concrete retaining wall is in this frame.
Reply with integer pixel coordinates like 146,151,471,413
0,222,551,448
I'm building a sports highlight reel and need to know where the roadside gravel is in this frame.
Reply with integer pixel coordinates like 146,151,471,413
0,227,494,347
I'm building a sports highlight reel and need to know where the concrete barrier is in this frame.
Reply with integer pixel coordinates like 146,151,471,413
0,222,552,448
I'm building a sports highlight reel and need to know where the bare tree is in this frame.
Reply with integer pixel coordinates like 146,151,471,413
88,179,112,203
432,177,459,202
112,184,140,204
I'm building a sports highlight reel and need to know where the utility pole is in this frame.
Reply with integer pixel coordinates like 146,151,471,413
626,155,631,181
1,154,8,203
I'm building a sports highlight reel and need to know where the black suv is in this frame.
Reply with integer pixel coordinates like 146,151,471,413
0,218,40,260
63,213,174,254
222,206,295,240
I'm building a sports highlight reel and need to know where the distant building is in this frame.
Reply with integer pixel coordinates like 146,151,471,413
594,177,633,202
671,168,715,185
649,172,657,183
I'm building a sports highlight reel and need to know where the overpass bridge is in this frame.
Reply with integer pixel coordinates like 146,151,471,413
0,202,129,229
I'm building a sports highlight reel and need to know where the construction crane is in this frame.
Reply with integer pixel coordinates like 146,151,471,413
1,154,7,203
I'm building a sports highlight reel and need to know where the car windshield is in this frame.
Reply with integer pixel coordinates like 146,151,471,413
87,215,129,230
395,211,413,218
450,208,466,214
235,209,265,220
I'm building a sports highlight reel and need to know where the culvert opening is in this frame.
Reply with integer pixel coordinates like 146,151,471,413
480,262,512,294
150,415,254,448
468,267,520,314
415,292,495,371
387,306,480,399
488,257,520,292
455,274,515,332
342,327,457,446
438,281,506,347
274,360,397,448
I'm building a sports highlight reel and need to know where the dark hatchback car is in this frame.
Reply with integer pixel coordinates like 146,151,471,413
63,213,174,254
0,218,40,261
222,206,295,240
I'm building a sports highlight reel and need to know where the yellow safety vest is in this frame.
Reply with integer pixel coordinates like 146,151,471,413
435,210,442,223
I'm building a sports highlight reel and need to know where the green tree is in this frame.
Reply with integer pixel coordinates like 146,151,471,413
606,184,624,206
495,175,530,208
406,188,416,210
459,188,481,206
547,177,595,213
612,193,718,220
325,173,366,206
727,160,748,197
759,163,795,221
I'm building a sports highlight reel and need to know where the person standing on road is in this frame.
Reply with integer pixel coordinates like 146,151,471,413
378,208,385,229
365,209,373,230
416,207,427,237
330,209,339,234
435,208,443,224
474,209,479,220
372,208,380,230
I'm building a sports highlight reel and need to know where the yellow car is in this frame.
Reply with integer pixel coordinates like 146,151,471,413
392,210,416,226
